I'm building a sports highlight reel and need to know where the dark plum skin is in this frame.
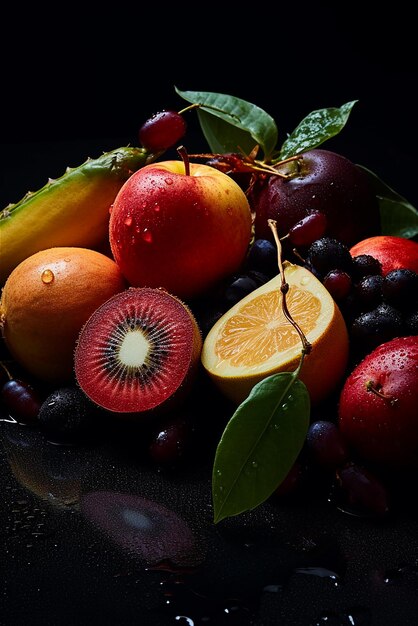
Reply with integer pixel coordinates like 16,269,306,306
251,149,381,248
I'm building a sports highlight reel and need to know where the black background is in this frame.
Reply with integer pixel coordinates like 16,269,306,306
2,8,418,626
1,5,417,210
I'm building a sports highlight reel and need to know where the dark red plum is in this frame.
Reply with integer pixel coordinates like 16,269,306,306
250,149,381,248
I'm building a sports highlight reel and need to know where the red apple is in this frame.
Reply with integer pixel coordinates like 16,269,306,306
109,160,252,300
250,149,381,248
338,335,418,469
350,235,418,276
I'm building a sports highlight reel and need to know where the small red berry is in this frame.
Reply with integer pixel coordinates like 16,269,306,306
139,110,187,153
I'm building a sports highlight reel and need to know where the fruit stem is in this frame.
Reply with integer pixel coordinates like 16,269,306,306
177,145,190,176
268,219,312,357
187,151,292,178
291,248,306,264
365,380,398,406
0,360,13,380
177,103,201,115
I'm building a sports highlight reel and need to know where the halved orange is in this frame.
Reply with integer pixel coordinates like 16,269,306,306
201,262,349,405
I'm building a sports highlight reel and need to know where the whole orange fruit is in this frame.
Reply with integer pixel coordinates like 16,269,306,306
0,247,126,383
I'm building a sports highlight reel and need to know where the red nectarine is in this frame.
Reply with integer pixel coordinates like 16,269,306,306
350,235,418,276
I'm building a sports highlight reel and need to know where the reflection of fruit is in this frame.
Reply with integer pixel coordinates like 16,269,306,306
74,287,202,414
350,235,418,276
338,335,418,469
3,424,83,507
80,491,199,566
0,247,126,383
109,160,252,299
201,262,349,405
0,147,148,284
251,149,380,248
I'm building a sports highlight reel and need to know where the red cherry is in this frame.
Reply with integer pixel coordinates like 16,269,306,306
1,378,43,422
139,110,187,153
288,210,328,247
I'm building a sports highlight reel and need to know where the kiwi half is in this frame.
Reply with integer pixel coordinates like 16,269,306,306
74,287,202,414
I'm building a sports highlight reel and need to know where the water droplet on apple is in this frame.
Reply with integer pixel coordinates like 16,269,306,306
164,178,173,185
124,215,133,227
109,203,113,214
154,203,161,212
141,229,153,243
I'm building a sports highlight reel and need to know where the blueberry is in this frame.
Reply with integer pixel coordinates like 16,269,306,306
223,275,259,307
246,239,278,277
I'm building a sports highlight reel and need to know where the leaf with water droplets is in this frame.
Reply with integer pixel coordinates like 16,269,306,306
212,372,310,523
279,101,358,160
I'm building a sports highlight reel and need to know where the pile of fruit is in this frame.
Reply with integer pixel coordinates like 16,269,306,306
1,89,418,523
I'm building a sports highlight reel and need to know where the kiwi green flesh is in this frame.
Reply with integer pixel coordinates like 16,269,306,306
74,288,202,414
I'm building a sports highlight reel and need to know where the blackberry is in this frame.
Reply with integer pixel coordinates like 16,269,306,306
306,237,354,277
38,387,97,441
355,274,384,311
351,254,382,280
350,303,404,352
382,268,418,311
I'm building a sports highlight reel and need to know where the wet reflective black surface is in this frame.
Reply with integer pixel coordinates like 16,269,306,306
2,409,418,626
2,124,418,625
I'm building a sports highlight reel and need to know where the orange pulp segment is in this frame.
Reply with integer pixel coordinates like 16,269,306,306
201,262,349,405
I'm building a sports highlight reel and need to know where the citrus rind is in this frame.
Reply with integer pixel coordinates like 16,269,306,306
201,262,349,405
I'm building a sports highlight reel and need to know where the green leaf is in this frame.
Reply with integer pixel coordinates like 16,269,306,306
357,165,418,238
175,87,278,159
212,372,310,524
279,101,358,160
196,109,259,156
